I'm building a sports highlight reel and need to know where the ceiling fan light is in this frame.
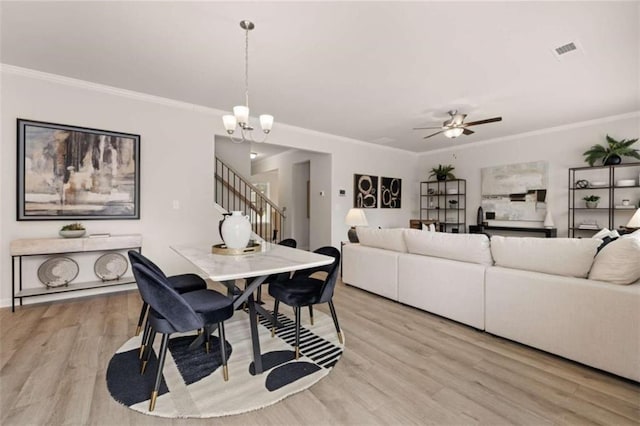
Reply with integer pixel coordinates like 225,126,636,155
443,127,464,138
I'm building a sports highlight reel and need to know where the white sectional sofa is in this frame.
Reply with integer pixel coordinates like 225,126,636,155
342,227,640,381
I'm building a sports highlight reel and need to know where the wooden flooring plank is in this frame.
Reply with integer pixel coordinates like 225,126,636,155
0,282,637,425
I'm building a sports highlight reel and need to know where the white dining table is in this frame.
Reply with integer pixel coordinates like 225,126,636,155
171,242,334,373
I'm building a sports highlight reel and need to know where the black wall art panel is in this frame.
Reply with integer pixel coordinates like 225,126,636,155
353,174,378,208
380,177,401,208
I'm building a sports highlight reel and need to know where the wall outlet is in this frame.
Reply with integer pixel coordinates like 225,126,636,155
339,189,346,197
172,200,180,209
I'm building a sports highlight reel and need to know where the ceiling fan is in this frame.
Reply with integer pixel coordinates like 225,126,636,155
414,110,502,140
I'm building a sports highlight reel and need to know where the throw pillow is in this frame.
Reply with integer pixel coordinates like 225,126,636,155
490,236,602,278
589,233,640,285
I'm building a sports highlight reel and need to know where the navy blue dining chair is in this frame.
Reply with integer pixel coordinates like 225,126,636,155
268,246,342,359
131,263,234,412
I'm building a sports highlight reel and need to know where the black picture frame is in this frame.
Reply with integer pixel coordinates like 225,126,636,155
353,174,378,208
17,119,140,220
380,177,402,208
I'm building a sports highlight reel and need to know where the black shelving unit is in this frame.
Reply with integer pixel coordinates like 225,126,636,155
568,162,640,237
420,179,466,233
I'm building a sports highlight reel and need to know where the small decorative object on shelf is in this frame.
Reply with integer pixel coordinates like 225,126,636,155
583,195,600,208
429,164,456,181
59,222,86,238
575,179,589,189
94,252,129,281
582,134,639,166
37,256,79,288
220,211,252,249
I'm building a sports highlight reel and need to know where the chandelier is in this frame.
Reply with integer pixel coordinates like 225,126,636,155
222,20,274,143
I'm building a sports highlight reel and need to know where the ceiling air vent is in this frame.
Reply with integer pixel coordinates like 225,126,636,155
551,41,583,61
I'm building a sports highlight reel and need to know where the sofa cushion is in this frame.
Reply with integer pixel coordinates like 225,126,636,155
404,229,493,265
356,227,407,253
589,232,640,285
490,236,601,278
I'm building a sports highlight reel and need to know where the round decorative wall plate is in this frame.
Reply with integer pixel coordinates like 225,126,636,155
37,257,79,288
94,252,128,281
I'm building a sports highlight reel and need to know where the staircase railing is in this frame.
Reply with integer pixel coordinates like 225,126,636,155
215,157,286,242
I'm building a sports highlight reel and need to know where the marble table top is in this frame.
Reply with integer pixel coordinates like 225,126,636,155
171,242,334,282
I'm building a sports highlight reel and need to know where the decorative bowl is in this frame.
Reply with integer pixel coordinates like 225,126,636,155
616,179,635,187
590,181,607,188
59,230,86,238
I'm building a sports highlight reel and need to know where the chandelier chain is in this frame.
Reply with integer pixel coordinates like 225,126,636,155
244,26,250,109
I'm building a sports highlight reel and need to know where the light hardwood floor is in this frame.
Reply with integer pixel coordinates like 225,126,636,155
1,280,639,425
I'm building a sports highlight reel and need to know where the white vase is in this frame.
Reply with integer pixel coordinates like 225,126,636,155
221,211,251,249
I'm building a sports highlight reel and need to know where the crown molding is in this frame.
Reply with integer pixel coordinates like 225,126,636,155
1,64,414,156
1,63,228,116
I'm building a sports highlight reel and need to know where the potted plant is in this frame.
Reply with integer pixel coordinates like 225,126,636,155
583,195,600,209
583,135,640,166
59,222,86,238
429,164,456,181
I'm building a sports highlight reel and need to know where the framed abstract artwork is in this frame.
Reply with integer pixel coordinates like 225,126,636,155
353,174,378,208
380,177,401,208
17,119,140,220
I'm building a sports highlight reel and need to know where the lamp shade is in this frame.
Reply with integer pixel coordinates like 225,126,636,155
260,114,274,133
345,208,368,227
627,208,640,228
222,115,237,132
233,105,249,125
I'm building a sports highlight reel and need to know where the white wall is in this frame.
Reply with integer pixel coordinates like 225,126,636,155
0,65,419,306
215,136,251,177
418,113,640,237
292,161,310,250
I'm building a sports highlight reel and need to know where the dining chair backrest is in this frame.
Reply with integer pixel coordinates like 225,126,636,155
279,238,297,248
131,263,203,332
291,246,341,303
265,238,298,283
128,250,168,280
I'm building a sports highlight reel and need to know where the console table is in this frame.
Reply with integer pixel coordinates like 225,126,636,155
10,234,142,312
469,225,557,238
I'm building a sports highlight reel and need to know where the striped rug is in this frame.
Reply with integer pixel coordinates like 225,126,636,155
106,304,344,418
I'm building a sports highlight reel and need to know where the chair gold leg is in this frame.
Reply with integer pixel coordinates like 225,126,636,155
149,390,158,412
223,365,229,381
140,360,148,375
338,331,344,344
205,341,210,353
295,346,300,360
138,344,145,359
271,326,275,338
135,325,142,336
310,314,314,326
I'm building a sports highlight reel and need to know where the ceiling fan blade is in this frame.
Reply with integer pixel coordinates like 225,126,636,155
463,128,475,135
423,130,444,140
413,126,443,130
464,117,502,127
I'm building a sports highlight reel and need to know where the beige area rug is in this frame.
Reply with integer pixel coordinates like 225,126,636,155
106,305,344,418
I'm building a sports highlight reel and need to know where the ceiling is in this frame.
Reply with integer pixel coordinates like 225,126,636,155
1,2,638,153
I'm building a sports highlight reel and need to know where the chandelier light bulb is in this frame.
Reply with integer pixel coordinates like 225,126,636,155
233,106,250,126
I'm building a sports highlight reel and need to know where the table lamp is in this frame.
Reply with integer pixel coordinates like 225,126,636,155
625,208,640,231
345,208,368,243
